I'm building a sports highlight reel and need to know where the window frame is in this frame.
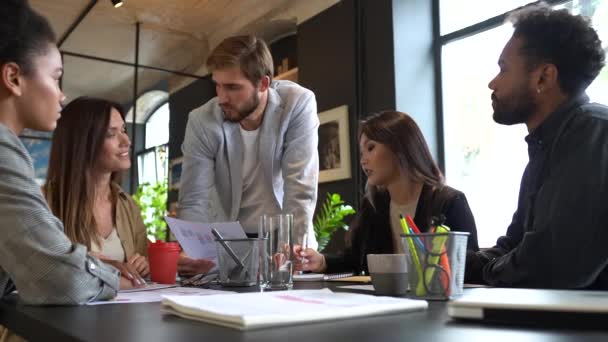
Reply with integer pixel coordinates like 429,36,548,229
432,0,571,171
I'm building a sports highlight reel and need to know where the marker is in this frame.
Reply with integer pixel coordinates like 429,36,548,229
424,226,449,293
399,214,409,234
399,215,425,296
406,215,421,234
436,225,452,294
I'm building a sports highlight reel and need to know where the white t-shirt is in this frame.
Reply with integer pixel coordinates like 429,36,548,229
238,127,281,234
389,199,419,253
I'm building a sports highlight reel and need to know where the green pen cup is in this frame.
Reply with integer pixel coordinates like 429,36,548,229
401,232,469,300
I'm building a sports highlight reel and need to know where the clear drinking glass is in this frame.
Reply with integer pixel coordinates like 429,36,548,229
259,214,294,290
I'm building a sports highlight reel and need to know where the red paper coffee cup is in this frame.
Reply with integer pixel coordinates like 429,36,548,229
147,241,180,284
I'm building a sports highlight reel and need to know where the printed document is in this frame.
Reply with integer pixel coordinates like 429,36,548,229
165,217,247,272
161,288,427,330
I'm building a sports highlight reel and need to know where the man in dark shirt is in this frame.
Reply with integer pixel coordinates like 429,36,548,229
466,4,608,288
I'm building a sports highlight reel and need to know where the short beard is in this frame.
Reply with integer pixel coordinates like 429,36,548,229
492,89,536,125
223,92,260,123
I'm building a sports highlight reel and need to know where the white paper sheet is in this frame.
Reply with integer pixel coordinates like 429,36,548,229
119,283,178,293
87,287,233,305
165,217,247,272
338,285,375,291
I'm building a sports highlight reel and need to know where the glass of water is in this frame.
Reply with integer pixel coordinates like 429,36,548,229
259,214,293,290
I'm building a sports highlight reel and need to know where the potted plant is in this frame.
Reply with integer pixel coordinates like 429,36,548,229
313,193,356,252
133,180,168,242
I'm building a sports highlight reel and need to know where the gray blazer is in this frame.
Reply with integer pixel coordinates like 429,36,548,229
179,80,319,248
0,123,119,305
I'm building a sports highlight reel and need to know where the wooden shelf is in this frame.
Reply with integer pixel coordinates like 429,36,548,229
275,67,298,83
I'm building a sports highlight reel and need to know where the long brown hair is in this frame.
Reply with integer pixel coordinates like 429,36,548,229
359,110,444,206
44,96,125,249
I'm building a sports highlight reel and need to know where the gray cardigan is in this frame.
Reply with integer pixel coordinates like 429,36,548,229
0,123,119,305
179,80,320,248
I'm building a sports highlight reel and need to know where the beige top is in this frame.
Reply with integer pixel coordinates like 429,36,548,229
43,182,148,259
113,183,149,258
91,228,126,262
389,199,418,253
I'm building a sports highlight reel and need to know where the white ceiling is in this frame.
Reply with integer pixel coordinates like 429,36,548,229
30,0,339,120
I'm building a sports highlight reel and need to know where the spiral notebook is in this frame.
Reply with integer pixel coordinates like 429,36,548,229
293,272,369,282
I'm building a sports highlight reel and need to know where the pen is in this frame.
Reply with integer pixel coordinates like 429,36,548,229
408,227,426,252
406,215,421,234
399,215,425,296
211,228,246,269
299,232,308,271
400,215,425,252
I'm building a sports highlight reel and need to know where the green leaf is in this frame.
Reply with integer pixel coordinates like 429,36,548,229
313,193,356,252
133,180,169,241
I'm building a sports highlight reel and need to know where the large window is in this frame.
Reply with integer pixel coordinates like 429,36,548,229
440,0,608,247
129,91,170,186
145,103,170,150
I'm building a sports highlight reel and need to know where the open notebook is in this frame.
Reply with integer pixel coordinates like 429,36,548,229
161,288,427,330
448,288,608,328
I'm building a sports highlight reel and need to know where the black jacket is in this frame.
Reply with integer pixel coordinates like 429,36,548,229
466,94,608,289
325,184,479,274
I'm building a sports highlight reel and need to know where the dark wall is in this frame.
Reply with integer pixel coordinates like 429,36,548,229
269,34,298,76
298,0,397,252
360,0,396,117
168,76,215,160
299,1,359,221
167,76,215,204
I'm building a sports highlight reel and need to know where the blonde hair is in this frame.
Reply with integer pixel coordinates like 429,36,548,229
206,35,273,85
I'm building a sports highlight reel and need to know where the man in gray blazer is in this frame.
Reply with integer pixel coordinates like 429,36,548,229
179,35,319,252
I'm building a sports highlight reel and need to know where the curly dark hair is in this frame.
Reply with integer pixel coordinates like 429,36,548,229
0,0,56,75
508,3,605,96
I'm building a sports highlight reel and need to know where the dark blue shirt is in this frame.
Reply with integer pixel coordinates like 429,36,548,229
467,94,608,289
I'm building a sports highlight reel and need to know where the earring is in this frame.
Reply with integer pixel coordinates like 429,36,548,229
537,88,541,94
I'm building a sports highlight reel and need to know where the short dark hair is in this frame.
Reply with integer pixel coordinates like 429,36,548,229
0,0,56,75
508,4,605,95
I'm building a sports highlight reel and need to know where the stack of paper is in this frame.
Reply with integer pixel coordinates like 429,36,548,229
87,286,233,305
161,288,427,330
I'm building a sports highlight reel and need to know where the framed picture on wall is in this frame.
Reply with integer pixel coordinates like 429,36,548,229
318,105,351,183
169,157,183,190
